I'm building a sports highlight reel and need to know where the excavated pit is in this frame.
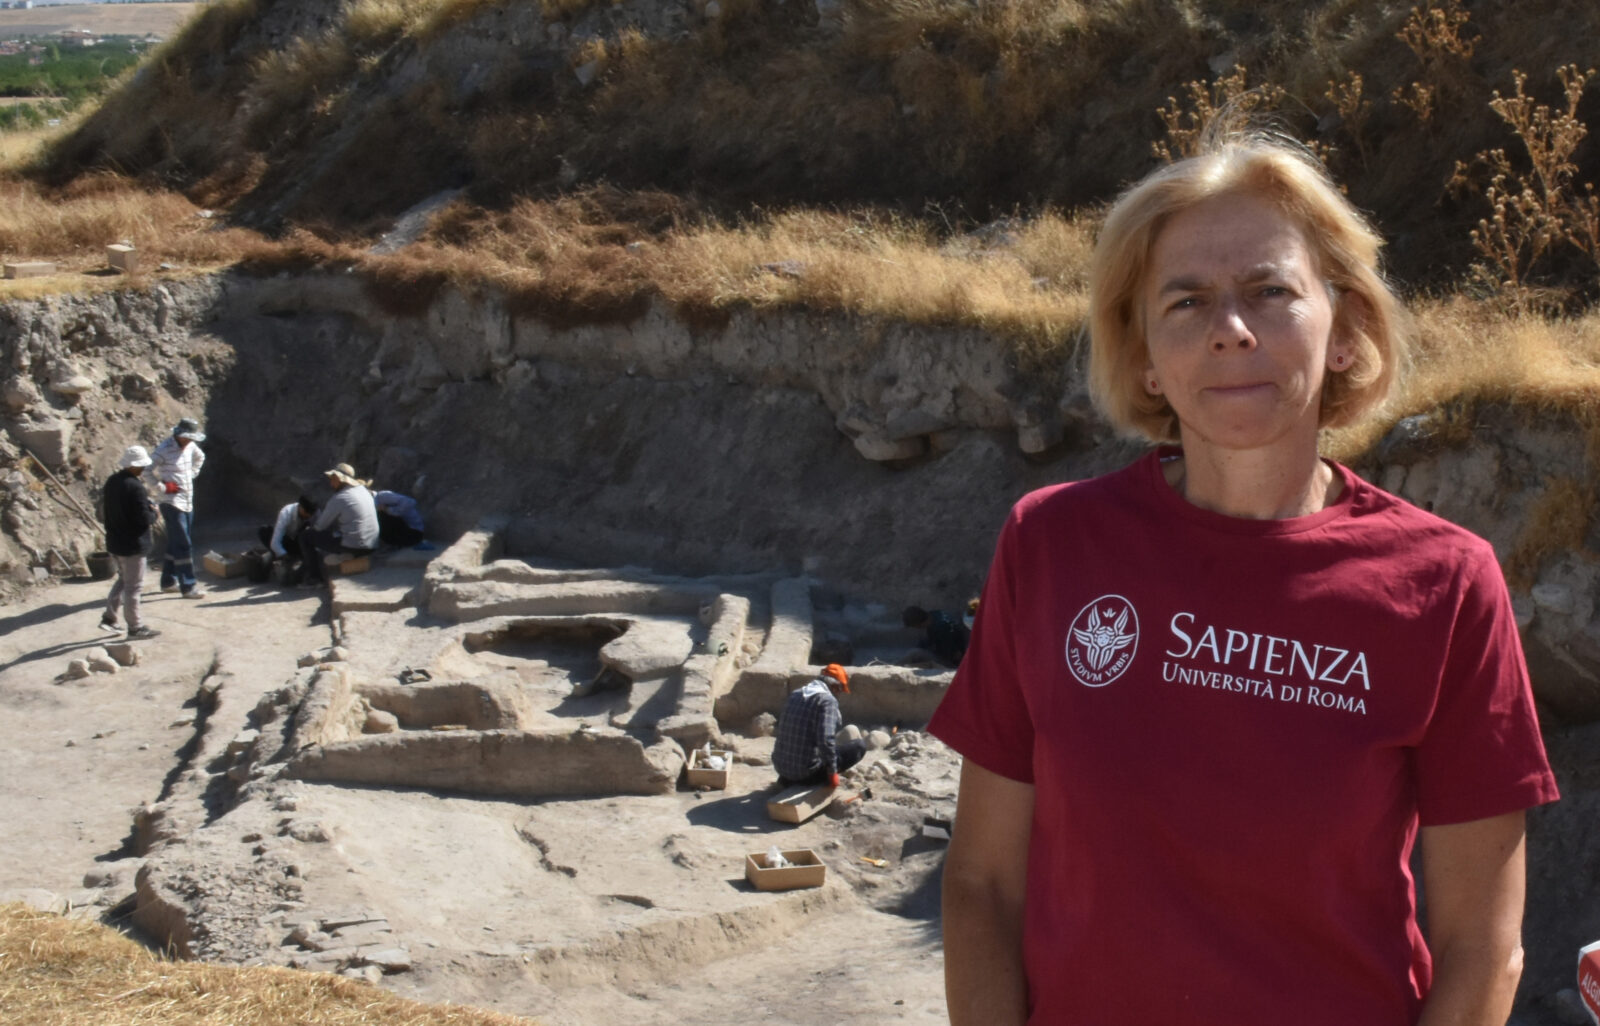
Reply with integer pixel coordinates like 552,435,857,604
3,276,1598,1021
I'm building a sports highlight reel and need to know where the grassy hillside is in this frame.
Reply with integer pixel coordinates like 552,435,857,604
6,0,1600,462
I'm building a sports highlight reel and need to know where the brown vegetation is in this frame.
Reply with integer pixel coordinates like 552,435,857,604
9,0,1600,461
0,903,540,1026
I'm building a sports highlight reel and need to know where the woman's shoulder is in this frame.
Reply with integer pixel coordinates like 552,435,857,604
1009,456,1152,522
1342,469,1500,566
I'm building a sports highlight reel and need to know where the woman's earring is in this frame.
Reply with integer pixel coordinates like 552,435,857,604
1333,353,1348,368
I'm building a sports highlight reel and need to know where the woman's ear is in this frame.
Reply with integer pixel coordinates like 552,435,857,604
1327,290,1372,372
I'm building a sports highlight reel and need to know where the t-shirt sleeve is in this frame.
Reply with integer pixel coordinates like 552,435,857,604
1414,544,1559,825
927,503,1036,783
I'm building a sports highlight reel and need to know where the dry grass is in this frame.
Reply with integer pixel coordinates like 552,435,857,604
1325,297,1600,459
1503,475,1596,589
0,175,268,272
349,191,1094,356
0,903,540,1026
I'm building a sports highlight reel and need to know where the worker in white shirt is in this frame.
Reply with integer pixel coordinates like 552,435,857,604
258,495,317,577
149,417,206,599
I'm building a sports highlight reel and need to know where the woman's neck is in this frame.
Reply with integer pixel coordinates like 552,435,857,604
1161,440,1341,520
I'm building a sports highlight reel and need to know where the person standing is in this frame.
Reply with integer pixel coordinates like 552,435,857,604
99,446,160,640
772,664,865,789
934,133,1558,1026
149,417,206,599
299,463,380,586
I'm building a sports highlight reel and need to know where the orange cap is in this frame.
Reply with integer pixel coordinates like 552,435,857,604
822,663,850,693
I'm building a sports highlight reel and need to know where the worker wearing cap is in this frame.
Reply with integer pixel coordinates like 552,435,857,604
299,463,380,586
99,446,160,639
149,417,207,599
772,664,866,789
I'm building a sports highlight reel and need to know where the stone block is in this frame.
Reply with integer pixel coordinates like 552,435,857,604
106,244,137,274
10,417,74,466
3,261,55,279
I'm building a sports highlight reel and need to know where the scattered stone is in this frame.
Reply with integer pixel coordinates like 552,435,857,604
105,642,138,666
85,649,119,674
286,820,331,843
50,374,95,399
364,947,413,972
1,377,38,411
748,712,777,737
573,59,600,87
64,739,75,747
325,647,350,663
227,729,259,757
364,708,400,734
170,713,196,728
62,659,90,680
868,729,893,749
343,965,383,984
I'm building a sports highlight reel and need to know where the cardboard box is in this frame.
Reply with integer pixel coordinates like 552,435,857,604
685,749,731,790
4,261,55,279
106,244,137,274
745,849,826,891
202,551,249,578
766,784,837,824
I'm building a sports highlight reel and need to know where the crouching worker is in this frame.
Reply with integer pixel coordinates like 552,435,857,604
773,664,866,790
373,489,426,548
259,495,316,579
299,463,379,586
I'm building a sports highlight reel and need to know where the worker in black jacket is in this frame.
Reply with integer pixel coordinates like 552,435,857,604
100,446,161,640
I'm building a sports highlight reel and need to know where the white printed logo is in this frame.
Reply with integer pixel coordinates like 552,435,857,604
1066,594,1139,687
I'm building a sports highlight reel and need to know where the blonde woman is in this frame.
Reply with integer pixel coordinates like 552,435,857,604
931,135,1558,1025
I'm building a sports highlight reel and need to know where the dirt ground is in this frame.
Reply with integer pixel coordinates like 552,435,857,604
0,519,954,1025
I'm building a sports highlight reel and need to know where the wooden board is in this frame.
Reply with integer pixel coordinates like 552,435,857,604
765,784,838,824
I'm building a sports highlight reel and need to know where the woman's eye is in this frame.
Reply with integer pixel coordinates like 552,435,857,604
1259,285,1289,297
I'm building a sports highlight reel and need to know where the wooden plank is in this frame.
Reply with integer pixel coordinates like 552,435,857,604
765,784,838,824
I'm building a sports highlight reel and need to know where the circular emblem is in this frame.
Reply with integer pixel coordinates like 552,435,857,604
1065,594,1139,687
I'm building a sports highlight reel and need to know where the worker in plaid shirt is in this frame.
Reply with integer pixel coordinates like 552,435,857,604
772,664,866,788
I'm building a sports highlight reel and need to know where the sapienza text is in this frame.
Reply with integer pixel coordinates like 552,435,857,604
1165,612,1371,691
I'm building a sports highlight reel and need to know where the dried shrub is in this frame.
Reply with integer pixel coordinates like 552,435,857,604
1449,66,1600,311
1154,65,1287,163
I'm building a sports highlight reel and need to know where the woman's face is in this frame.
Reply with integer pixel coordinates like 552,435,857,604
1141,191,1348,457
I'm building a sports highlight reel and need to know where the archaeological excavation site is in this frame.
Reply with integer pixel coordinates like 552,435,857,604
5,0,1600,1023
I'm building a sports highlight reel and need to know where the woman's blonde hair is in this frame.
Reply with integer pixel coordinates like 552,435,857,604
1087,132,1408,443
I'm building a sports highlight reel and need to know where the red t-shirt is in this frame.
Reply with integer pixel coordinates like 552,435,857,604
929,450,1559,1025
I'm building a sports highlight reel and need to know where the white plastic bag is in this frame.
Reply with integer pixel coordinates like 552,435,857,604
765,845,789,868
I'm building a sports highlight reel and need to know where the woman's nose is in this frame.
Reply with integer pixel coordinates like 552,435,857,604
1209,300,1257,352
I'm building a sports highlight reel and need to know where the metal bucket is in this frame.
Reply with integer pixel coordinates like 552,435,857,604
86,550,115,581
